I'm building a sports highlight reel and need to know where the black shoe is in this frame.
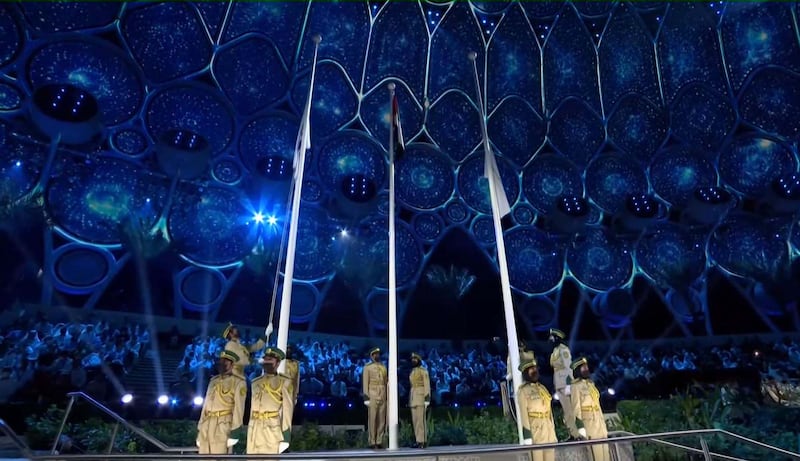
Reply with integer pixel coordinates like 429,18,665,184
411,443,420,449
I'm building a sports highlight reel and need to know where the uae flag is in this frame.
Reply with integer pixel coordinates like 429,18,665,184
391,94,405,158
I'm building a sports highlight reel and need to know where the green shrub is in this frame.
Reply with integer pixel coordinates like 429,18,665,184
22,393,800,458
24,405,67,451
616,390,800,461
462,411,517,445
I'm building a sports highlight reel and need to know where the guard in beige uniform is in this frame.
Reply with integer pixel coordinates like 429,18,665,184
362,347,388,449
570,357,610,461
222,322,268,379
517,359,557,461
408,352,430,448
196,350,247,455
247,347,295,454
283,346,300,403
549,328,578,438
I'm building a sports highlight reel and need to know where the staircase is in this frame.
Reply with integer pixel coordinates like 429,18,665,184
125,349,185,404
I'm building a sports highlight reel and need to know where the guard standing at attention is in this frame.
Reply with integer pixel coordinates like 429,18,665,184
196,349,247,454
362,346,388,449
549,328,578,439
570,357,610,461
408,352,430,448
517,359,557,461
246,347,294,454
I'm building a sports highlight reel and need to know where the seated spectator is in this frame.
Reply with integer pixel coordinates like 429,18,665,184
70,359,87,390
331,374,347,398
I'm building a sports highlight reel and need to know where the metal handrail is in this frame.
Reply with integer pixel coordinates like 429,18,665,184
57,391,198,454
608,429,747,460
26,427,800,460
0,418,33,457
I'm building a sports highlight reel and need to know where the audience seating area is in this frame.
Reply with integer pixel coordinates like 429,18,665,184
2,308,799,409
0,310,148,404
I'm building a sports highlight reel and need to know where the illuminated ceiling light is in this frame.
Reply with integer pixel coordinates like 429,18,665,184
683,186,734,225
761,173,800,216
192,396,204,406
253,211,265,224
30,83,102,145
614,194,663,234
157,395,169,406
548,195,590,234
266,215,278,226
155,129,211,180
121,393,133,404
340,174,376,203
257,155,292,181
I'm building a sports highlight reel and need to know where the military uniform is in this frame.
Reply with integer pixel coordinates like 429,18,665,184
408,353,430,447
570,357,609,461
362,347,388,448
283,358,300,403
517,360,557,461
196,350,247,455
222,323,265,379
549,328,578,438
247,347,295,455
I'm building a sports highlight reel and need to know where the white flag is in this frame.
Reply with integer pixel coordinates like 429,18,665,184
484,143,511,218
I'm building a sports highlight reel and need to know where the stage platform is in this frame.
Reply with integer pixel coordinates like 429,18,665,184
4,394,799,461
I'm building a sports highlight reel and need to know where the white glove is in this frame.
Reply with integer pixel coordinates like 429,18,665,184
278,442,289,453
564,385,571,396
226,438,239,448
363,400,370,406
195,440,200,448
265,324,273,337
424,401,430,407
505,373,511,381
578,428,588,439
522,438,533,445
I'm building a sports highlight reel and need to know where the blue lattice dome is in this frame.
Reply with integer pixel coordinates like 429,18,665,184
1,1,799,339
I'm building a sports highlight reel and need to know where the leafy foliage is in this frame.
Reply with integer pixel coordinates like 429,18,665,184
616,388,800,460
22,393,800,460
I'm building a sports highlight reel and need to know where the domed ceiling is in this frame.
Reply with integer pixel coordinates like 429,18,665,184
1,1,799,339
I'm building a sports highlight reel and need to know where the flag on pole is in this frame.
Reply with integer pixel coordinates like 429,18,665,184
469,50,523,445
276,34,322,372
294,91,313,174
391,94,405,158
483,145,511,218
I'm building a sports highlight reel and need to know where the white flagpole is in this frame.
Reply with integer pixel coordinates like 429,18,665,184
468,51,525,445
386,82,400,450
276,34,322,372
